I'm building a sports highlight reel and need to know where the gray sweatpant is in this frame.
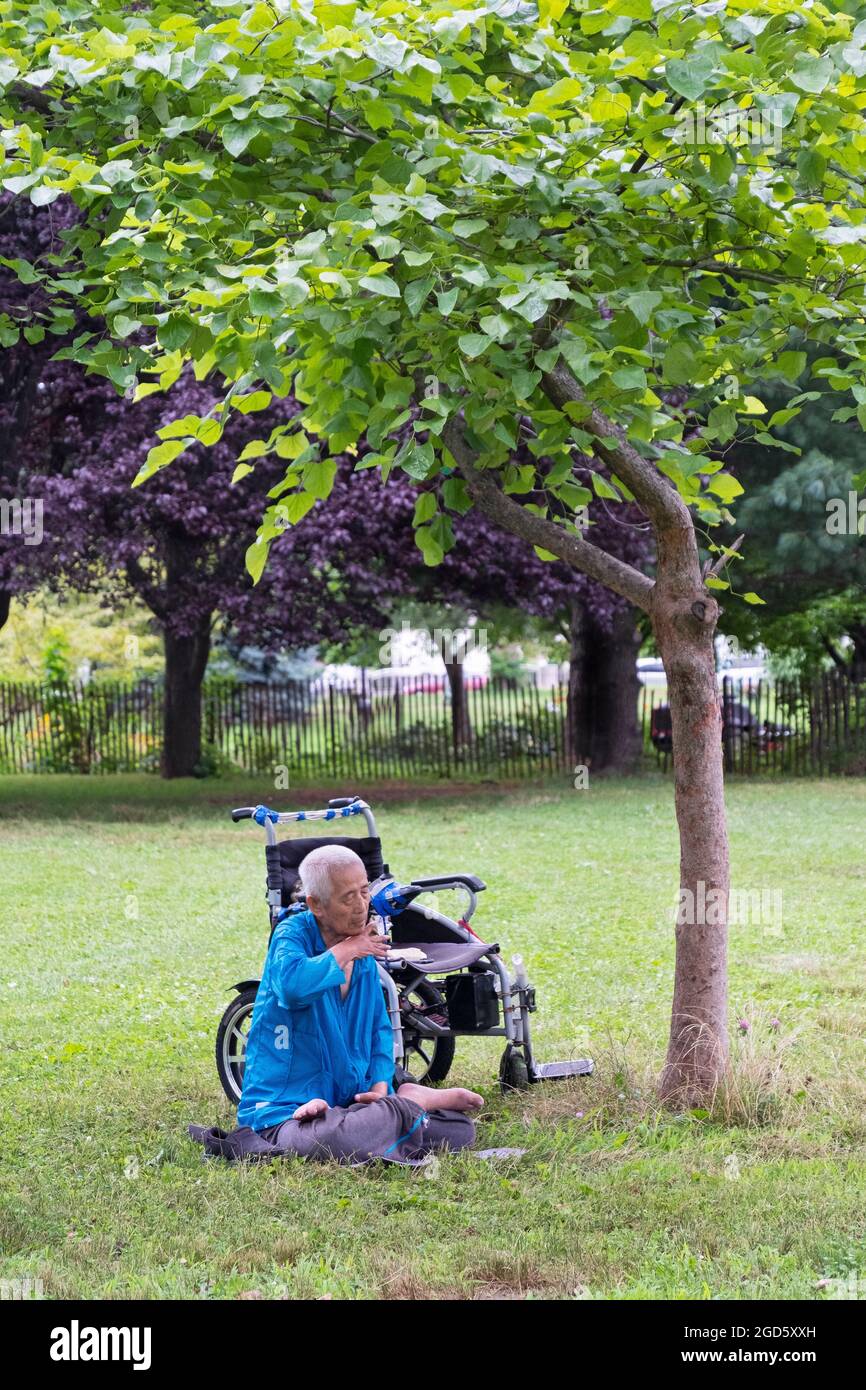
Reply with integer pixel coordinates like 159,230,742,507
258,1096,476,1167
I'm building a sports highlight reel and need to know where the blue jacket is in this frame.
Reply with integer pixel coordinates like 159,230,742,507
237,908,395,1130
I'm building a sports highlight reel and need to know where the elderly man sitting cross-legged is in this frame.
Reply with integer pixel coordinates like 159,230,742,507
229,843,483,1166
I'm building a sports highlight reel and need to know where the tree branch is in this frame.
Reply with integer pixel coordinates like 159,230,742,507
539,359,692,534
441,417,654,613
647,256,794,287
704,533,745,580
125,556,168,625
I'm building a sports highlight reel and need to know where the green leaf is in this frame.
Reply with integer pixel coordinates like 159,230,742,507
666,56,715,101
413,492,437,524
436,287,459,316
359,274,401,298
790,55,833,94
556,480,591,509
405,275,435,316
403,441,435,480
663,340,696,385
611,366,647,391
133,439,189,487
112,314,141,338
452,217,488,236
0,256,39,284
31,185,60,206
275,492,316,526
478,313,511,341
623,291,662,324
237,439,268,460
706,403,737,443
415,525,444,566
282,278,310,308
245,536,270,585
590,472,622,501
742,592,765,605
249,289,283,317
159,315,193,350
442,477,471,513
512,367,541,399
797,148,826,188
528,77,584,112
235,391,272,414
275,432,309,460
303,457,338,499
707,473,744,503
222,122,256,156
366,98,395,130
458,333,491,358
775,351,807,381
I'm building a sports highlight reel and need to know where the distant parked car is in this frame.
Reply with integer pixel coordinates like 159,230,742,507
650,700,793,756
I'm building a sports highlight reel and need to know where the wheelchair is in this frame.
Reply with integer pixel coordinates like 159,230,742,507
216,794,593,1104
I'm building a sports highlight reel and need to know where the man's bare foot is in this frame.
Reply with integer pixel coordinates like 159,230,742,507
397,1082,484,1113
292,1098,329,1121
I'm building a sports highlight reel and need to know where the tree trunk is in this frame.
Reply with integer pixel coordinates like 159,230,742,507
444,656,471,749
849,622,866,682
652,552,729,1105
161,620,212,778
567,600,642,773
564,598,582,767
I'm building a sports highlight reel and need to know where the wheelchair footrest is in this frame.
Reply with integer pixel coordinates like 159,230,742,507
530,1058,594,1081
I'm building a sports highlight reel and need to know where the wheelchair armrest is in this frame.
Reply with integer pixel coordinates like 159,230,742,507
410,874,487,894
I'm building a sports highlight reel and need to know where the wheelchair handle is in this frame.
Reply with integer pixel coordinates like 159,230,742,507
230,799,378,838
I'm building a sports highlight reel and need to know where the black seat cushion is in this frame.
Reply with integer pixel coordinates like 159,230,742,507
275,835,387,906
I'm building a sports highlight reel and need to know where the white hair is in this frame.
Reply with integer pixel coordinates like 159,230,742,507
299,844,367,905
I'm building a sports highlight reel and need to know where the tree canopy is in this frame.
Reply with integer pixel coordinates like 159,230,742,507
3,0,866,593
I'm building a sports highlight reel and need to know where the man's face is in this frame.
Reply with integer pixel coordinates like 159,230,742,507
309,863,371,937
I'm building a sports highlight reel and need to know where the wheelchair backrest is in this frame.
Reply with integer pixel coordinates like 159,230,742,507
269,834,388,907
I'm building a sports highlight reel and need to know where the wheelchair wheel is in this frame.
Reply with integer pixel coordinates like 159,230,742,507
216,986,258,1105
499,1043,530,1094
398,979,455,1085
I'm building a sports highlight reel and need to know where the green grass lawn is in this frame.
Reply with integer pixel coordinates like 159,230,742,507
2,773,865,1300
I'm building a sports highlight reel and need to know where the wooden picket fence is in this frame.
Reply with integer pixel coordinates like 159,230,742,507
0,670,863,778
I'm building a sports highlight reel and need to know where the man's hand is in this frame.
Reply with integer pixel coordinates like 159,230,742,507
330,925,389,971
354,1082,389,1104
348,926,390,961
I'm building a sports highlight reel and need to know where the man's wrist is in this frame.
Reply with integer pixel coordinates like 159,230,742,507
328,940,352,970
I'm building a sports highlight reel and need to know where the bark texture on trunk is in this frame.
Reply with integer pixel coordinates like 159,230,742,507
850,622,866,682
161,620,211,779
651,519,729,1104
444,657,471,749
564,599,583,768
568,603,642,773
